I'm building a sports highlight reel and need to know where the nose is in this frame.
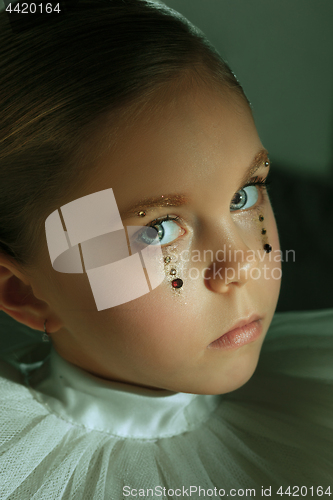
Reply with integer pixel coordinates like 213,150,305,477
201,223,261,294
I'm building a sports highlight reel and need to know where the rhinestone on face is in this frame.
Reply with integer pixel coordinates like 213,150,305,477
164,256,171,264
264,243,272,253
137,210,146,217
172,278,183,289
170,268,176,275
264,161,270,167
261,228,267,235
259,215,264,222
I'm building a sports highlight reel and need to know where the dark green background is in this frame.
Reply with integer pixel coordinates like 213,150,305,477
162,0,333,179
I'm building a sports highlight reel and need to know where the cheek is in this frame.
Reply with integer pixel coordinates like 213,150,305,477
104,290,199,365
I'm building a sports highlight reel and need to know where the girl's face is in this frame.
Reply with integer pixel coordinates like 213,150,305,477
32,84,281,395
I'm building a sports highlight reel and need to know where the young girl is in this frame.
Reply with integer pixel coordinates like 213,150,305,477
0,0,332,498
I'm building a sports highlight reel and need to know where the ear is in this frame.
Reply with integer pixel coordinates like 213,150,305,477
0,254,63,334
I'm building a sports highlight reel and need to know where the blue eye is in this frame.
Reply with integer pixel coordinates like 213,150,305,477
230,176,271,212
135,216,183,246
230,185,259,211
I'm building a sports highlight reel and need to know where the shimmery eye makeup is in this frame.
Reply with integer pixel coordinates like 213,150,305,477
135,172,273,250
122,194,188,219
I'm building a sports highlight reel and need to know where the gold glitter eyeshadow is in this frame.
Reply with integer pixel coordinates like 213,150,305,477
121,194,188,219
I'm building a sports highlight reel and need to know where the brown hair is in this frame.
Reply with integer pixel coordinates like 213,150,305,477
0,0,247,270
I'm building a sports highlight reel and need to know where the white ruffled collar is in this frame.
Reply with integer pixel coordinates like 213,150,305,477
26,347,221,440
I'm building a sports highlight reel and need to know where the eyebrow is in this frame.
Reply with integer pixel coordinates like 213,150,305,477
120,148,269,219
120,194,188,219
237,148,269,190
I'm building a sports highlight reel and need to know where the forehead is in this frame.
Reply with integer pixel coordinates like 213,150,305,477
74,85,261,209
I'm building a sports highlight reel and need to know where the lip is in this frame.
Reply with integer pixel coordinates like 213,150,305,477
209,314,263,346
224,314,262,337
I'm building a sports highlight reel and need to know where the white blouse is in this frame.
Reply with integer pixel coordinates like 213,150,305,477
0,308,332,499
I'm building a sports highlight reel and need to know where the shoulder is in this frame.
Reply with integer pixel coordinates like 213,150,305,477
0,358,51,422
0,359,87,499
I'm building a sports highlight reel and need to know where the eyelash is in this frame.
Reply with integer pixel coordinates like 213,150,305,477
242,175,272,192
144,174,272,240
146,214,182,229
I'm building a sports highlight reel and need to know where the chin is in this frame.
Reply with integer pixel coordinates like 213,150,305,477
188,358,260,395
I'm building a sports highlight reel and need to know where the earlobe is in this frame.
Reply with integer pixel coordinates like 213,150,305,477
0,255,62,333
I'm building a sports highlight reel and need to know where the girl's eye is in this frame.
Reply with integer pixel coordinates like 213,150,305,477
134,216,183,247
230,185,259,211
230,176,271,212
